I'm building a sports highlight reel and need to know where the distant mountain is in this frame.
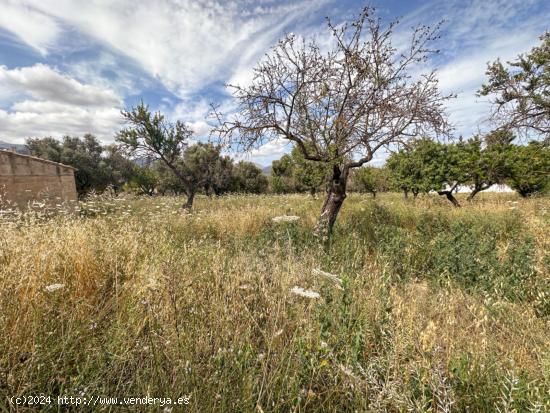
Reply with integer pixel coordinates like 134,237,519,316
0,141,30,154
249,162,271,175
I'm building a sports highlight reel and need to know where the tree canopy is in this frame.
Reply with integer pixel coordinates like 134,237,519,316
231,161,269,194
215,6,452,235
460,130,514,200
271,146,329,196
479,32,550,140
507,141,550,197
117,103,200,208
349,166,390,197
26,134,133,195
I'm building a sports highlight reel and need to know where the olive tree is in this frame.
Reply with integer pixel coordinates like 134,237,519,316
214,7,452,235
231,161,269,194
478,32,550,140
271,146,329,196
116,103,194,208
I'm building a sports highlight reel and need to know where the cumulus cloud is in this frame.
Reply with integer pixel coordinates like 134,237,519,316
0,106,121,143
0,64,123,143
0,64,121,107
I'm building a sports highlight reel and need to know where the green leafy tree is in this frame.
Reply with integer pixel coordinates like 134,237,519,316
478,32,550,140
461,130,514,200
128,165,160,195
352,166,390,197
208,155,234,196
507,141,550,197
271,154,295,194
154,161,185,195
103,144,137,194
416,140,468,207
26,137,62,162
388,140,467,207
152,144,234,198
176,143,231,207
290,146,329,197
231,161,268,194
386,148,424,198
271,146,329,195
26,134,123,195
117,102,195,208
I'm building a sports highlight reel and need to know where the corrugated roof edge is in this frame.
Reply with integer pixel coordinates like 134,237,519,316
0,149,78,170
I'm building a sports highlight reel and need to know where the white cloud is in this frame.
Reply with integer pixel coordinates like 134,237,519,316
399,0,549,139
0,105,121,143
249,139,289,158
0,0,328,98
0,64,123,143
185,120,211,138
66,52,146,97
0,64,121,107
231,139,290,166
0,0,60,55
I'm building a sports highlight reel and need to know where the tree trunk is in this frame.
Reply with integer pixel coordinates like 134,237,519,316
182,191,195,210
438,190,461,207
412,189,419,198
313,165,347,237
309,187,316,198
467,187,480,201
403,188,409,199
467,183,490,201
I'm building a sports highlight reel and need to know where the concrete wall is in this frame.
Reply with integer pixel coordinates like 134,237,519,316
0,150,77,207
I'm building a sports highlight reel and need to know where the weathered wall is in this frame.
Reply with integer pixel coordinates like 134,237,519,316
0,150,77,207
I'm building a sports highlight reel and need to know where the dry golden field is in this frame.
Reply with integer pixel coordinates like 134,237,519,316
1,193,549,412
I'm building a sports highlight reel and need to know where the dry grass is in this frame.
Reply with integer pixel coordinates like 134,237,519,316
0,192,548,412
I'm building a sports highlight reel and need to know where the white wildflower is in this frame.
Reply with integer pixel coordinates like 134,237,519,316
291,286,320,299
313,268,344,289
44,283,65,292
272,215,300,223
338,364,358,379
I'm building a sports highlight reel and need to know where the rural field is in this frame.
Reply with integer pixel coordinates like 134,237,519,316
1,192,549,412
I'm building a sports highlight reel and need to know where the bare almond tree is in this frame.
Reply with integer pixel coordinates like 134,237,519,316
214,7,453,236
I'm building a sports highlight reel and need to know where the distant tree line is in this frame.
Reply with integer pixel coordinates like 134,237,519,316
26,131,267,205
269,131,550,205
25,126,550,209
386,131,550,206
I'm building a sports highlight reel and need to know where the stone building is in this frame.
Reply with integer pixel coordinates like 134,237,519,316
0,150,77,207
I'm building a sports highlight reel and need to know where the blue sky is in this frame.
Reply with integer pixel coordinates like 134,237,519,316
0,0,548,165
